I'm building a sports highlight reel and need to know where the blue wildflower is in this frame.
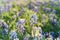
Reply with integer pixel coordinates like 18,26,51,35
14,38,19,40
27,2,34,9
50,32,55,37
2,29,8,35
0,5,4,13
17,19,25,25
32,6,39,12
16,19,25,34
52,18,57,26
30,14,37,25
58,31,60,36
20,7,25,12
2,22,8,29
53,9,57,14
50,1,55,6
49,14,54,21
39,27,42,34
34,36,38,40
10,30,18,40
44,32,49,38
49,14,54,18
57,2,60,6
2,0,12,3
43,7,52,13
24,35,29,40
42,2,47,6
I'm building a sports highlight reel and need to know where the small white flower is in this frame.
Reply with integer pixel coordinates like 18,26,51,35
14,38,19,40
13,15,17,19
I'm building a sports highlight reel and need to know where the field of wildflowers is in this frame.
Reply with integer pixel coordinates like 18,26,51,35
0,0,60,40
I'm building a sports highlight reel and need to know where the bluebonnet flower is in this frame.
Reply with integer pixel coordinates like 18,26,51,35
0,20,8,35
53,9,57,14
2,22,8,29
35,2,43,6
38,27,43,40
52,18,57,25
20,7,25,13
32,6,39,12
27,2,34,9
2,0,8,3
50,0,57,2
34,36,38,40
58,31,60,36
4,3,12,12
0,4,4,13
24,35,29,40
34,0,41,3
49,14,54,21
42,14,46,20
50,32,55,38
42,2,47,6
50,2,55,7
17,19,25,25
2,29,8,35
2,0,12,3
30,14,37,25
10,30,18,40
44,32,49,38
21,27,25,34
38,27,42,34
17,8,25,16
43,7,52,13
49,14,57,25
57,2,60,6
39,33,43,40
16,19,25,34
49,14,54,18
14,38,19,40
0,20,8,28
19,26,25,34
7,3,12,11
4,6,9,12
